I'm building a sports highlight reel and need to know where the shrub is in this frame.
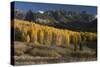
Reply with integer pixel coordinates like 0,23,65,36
14,43,29,56
28,48,61,57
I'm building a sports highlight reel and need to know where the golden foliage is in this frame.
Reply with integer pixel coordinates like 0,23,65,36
14,19,97,47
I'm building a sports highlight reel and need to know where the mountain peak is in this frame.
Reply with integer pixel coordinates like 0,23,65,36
38,10,44,14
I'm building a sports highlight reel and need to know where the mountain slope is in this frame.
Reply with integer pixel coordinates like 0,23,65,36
14,9,97,32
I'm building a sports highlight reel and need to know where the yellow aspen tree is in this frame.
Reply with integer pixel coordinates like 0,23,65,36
30,29,37,43
63,31,70,47
73,34,78,51
43,30,51,46
37,30,44,44
51,31,56,46
22,32,26,42
65,33,70,46
47,30,52,46
55,31,62,46
26,35,30,43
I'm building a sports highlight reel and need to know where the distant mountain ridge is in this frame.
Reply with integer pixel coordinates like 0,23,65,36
13,9,97,32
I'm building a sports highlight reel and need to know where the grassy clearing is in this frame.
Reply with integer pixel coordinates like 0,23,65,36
13,41,97,64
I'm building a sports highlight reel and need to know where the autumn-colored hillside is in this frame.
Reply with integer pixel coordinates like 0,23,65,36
11,19,97,65
12,19,97,49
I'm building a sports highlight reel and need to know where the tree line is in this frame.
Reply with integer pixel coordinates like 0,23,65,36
13,19,97,51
